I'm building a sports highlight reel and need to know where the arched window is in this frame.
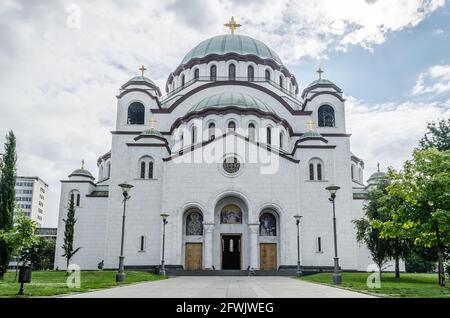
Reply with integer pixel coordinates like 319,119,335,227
210,65,217,81
359,168,363,182
181,74,185,87
248,66,254,82
265,69,271,81
248,123,256,141
185,209,203,235
194,68,199,80
69,190,80,207
140,161,146,179
191,126,197,144
309,163,314,181
148,161,154,179
180,134,184,149
221,204,242,224
260,212,277,236
208,123,215,140
139,235,146,252
317,237,322,252
266,127,272,145
309,158,325,181
351,164,355,180
291,79,296,93
279,132,284,149
279,75,283,88
127,102,145,125
138,156,154,179
318,105,335,127
229,64,236,80
99,165,104,180
228,121,236,132
106,162,111,178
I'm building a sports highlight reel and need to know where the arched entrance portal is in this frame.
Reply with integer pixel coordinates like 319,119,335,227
213,196,249,270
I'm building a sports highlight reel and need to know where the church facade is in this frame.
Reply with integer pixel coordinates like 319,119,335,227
55,23,384,273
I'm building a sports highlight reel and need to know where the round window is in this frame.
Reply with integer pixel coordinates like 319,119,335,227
223,157,240,174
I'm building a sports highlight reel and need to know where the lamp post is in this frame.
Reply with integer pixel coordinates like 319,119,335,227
160,213,169,276
294,215,303,277
325,184,341,284
116,182,134,283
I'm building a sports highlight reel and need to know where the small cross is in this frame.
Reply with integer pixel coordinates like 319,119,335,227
307,118,314,131
149,117,157,129
139,65,147,77
316,67,324,80
81,159,85,169
224,16,241,35
377,162,380,172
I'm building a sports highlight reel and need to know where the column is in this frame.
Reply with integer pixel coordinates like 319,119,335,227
203,223,214,270
249,223,259,270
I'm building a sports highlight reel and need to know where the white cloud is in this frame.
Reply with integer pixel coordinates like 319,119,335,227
346,96,450,179
0,0,446,226
412,64,450,95
432,28,445,35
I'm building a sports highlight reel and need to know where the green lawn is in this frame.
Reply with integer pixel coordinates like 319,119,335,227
0,271,166,297
299,272,450,298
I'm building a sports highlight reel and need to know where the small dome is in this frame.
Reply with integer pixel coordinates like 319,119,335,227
367,171,387,185
307,78,335,87
301,77,342,98
121,76,162,96
188,92,274,114
140,128,164,138
301,130,323,138
127,76,157,86
69,168,94,180
181,34,283,65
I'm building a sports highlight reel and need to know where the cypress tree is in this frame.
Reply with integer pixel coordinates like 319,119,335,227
61,196,81,273
0,131,17,279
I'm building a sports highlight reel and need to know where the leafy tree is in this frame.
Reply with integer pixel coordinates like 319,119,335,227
0,131,17,279
419,118,450,151
23,237,56,270
61,196,81,274
354,179,393,279
0,211,39,280
405,250,437,273
381,149,450,286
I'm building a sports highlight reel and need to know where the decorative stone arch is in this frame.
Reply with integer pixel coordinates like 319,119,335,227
308,157,325,181
207,188,254,224
317,103,337,127
207,61,218,80
126,100,145,125
137,155,154,179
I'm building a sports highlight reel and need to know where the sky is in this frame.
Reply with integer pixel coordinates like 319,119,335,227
0,0,449,227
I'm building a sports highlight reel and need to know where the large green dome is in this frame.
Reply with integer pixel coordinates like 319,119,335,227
181,34,283,65
189,92,274,113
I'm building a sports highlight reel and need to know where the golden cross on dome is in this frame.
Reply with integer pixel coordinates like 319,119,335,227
377,162,380,172
149,117,157,129
81,159,85,169
139,65,147,77
307,118,315,131
224,16,241,34
316,67,324,80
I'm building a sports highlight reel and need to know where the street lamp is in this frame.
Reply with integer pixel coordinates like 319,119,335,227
160,213,169,276
294,215,303,277
325,184,341,284
116,182,134,283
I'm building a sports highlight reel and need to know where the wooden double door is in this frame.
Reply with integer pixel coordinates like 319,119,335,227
260,243,277,270
185,243,203,270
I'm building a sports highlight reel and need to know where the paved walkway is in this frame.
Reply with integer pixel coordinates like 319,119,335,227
63,276,374,298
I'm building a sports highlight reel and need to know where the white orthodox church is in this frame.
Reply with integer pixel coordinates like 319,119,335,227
55,20,391,273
